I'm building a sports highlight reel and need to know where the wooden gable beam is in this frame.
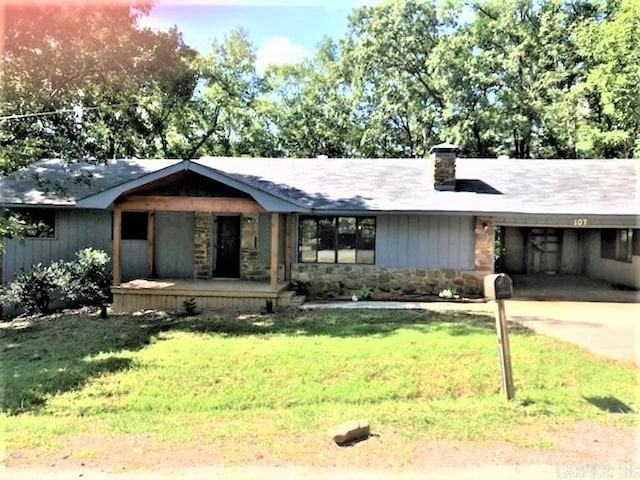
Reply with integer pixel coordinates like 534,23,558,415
116,196,265,213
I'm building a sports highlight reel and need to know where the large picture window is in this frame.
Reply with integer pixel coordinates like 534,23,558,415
601,229,633,262
298,216,375,264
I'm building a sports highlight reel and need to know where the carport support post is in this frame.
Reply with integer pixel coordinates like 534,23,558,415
495,299,515,400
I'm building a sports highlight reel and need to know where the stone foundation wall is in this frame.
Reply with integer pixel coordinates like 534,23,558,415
291,264,485,299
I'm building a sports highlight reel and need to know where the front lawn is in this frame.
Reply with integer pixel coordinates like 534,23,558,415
1,309,637,464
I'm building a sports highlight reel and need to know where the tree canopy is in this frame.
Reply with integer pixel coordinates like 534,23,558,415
1,0,638,178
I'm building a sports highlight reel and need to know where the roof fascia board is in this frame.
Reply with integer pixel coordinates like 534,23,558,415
188,162,307,212
305,209,640,223
75,162,188,209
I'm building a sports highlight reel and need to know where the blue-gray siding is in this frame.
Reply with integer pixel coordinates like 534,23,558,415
0,210,192,284
376,215,474,269
2,209,112,284
154,212,194,278
257,213,287,264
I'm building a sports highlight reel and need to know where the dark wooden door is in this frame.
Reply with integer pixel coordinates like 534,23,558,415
527,228,560,274
214,216,241,278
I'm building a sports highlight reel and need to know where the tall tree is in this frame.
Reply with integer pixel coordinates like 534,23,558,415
261,38,353,157
0,1,198,172
177,28,265,158
574,0,640,157
453,0,593,158
340,0,447,158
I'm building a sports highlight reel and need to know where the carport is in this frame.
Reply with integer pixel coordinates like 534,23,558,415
509,274,638,303
494,215,639,296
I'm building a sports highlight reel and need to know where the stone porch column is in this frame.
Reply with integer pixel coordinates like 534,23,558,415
194,212,211,279
475,216,494,273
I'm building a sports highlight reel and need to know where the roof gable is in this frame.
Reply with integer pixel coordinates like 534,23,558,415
74,160,306,212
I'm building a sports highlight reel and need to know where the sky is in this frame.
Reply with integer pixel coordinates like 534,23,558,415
138,0,381,73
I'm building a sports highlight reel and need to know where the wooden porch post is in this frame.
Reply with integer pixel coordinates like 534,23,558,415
270,212,280,291
113,207,122,286
284,213,293,281
147,211,155,278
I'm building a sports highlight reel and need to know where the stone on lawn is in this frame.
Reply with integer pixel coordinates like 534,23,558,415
330,420,370,446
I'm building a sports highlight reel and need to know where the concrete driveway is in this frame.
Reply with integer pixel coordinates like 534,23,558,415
402,300,639,364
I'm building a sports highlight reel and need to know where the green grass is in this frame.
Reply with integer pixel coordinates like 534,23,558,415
1,309,637,456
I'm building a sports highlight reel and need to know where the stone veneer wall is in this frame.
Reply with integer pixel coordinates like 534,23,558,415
291,215,495,299
193,212,279,281
241,213,267,281
194,212,211,279
431,151,456,191
474,216,494,273
291,265,486,299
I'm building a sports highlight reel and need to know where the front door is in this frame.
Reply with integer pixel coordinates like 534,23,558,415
214,215,241,278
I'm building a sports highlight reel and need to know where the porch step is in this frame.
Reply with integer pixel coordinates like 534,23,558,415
278,290,306,307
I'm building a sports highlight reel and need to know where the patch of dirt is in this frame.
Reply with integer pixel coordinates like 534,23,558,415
6,420,637,473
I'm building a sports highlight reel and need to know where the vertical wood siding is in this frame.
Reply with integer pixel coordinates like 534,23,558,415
257,213,287,264
120,242,148,281
2,209,113,283
376,215,474,269
1,209,156,283
154,211,195,278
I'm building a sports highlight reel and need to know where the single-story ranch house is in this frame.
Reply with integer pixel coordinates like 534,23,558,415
1,144,638,312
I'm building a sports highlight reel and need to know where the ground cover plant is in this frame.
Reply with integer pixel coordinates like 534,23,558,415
0,309,637,467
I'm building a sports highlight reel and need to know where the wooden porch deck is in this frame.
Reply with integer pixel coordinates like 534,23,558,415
111,279,301,313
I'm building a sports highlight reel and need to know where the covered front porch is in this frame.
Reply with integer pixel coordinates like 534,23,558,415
100,162,305,313
111,278,303,313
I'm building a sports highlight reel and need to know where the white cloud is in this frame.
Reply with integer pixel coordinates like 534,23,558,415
255,36,307,74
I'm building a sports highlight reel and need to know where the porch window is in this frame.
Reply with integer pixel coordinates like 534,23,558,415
112,212,148,240
18,208,56,238
601,229,633,262
298,216,375,264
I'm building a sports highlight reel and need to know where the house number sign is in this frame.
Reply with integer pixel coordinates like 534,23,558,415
573,218,588,226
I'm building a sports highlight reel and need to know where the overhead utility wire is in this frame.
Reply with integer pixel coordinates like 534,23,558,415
0,103,127,121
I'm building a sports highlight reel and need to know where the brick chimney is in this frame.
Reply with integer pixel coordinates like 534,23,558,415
430,142,459,191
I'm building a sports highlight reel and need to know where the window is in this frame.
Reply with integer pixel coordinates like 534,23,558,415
601,229,633,262
18,208,56,238
298,216,375,264
112,212,148,240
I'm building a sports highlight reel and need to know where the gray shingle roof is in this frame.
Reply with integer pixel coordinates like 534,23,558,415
0,157,637,217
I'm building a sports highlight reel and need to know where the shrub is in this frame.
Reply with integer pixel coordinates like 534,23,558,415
353,285,373,300
1,261,70,314
0,248,111,315
63,248,111,307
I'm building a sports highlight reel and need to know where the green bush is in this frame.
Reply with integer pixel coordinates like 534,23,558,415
63,248,111,307
1,261,69,314
1,248,111,315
